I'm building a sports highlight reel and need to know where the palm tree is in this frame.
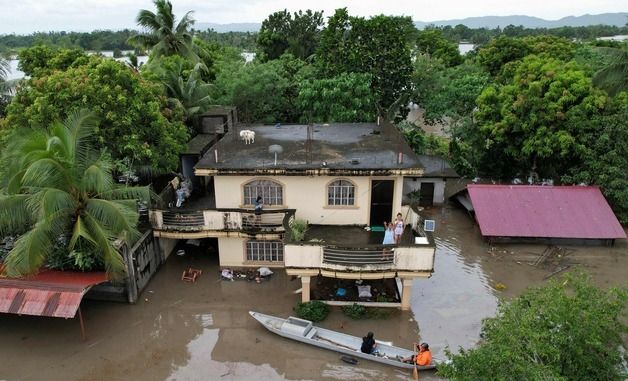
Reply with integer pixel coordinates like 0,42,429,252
159,62,213,130
128,0,198,61
0,110,150,280
593,47,628,96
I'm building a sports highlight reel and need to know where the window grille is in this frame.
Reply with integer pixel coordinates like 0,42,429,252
243,180,283,205
246,241,284,262
327,180,355,206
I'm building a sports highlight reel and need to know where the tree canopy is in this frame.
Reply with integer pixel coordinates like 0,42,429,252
439,272,627,381
5,56,188,173
257,9,324,61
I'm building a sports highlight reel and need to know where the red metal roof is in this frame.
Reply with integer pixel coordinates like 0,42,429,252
467,185,627,240
0,270,108,319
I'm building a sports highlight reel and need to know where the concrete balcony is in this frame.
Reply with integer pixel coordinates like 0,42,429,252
149,208,294,239
284,221,435,278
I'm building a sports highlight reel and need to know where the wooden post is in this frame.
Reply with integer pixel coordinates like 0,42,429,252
78,306,86,341
123,243,139,304
401,278,413,311
301,276,311,303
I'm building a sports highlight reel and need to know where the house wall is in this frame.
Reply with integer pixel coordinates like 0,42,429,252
218,237,245,267
402,177,446,204
214,175,404,225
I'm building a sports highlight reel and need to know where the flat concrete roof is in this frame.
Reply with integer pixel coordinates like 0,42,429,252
196,122,426,175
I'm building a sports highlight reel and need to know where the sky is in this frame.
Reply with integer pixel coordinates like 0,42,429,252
0,0,625,34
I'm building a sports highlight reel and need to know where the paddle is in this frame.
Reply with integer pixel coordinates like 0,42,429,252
413,343,419,380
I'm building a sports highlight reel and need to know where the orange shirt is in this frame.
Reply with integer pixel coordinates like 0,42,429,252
416,350,432,366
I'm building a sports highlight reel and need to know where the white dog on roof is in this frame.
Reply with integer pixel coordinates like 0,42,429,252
240,129,255,144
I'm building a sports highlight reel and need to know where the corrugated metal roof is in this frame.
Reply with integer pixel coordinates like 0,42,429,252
0,271,107,319
467,185,627,239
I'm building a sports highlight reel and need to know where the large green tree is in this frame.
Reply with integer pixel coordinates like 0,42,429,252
257,9,324,61
316,9,415,117
128,0,197,61
5,56,188,173
296,72,375,123
416,29,462,67
18,45,87,77
562,92,628,224
212,59,291,123
439,272,627,381
473,55,608,179
0,110,149,279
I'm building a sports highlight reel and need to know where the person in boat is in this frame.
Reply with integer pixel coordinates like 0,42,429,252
361,332,378,354
402,342,432,366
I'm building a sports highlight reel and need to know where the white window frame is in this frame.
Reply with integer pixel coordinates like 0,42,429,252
243,179,283,206
246,240,284,262
327,179,356,206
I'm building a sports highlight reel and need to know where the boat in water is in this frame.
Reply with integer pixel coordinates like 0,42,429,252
249,311,437,370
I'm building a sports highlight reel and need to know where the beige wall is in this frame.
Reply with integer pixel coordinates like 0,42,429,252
218,237,246,267
214,175,404,225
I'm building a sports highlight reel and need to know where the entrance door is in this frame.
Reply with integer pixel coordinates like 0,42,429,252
370,180,394,226
419,182,435,206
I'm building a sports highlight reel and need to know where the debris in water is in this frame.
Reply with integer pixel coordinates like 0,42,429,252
494,283,507,290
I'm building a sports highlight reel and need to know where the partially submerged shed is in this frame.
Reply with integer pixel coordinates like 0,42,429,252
467,184,626,245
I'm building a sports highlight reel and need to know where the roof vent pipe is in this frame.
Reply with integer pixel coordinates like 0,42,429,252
398,151,403,165
377,116,380,126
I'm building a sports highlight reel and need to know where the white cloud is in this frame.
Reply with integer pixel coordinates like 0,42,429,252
0,0,625,34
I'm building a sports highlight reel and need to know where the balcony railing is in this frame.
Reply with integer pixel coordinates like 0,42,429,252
149,208,294,234
323,246,395,265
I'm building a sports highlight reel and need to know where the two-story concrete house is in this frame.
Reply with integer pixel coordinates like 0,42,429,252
150,120,454,310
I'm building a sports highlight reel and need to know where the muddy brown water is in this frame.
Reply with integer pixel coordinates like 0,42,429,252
0,206,626,381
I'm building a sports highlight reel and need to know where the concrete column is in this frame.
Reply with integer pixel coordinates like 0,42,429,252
301,276,311,303
400,278,413,311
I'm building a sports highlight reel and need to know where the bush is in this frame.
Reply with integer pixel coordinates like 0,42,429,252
289,219,308,241
342,303,367,319
295,300,330,322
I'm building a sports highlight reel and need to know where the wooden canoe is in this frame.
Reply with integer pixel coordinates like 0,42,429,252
249,311,437,370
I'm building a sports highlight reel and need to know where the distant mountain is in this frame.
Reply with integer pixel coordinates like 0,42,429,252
194,22,261,32
194,13,627,33
414,13,628,29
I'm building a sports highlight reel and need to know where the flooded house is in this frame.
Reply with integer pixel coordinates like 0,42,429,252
149,118,457,310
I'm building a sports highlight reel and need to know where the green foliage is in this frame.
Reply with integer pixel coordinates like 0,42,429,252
128,0,197,62
289,219,308,242
474,55,608,179
416,29,462,67
0,110,151,279
258,9,324,61
18,45,87,76
5,56,188,173
295,300,330,322
593,46,628,96
211,59,291,123
316,9,415,116
477,35,576,79
341,303,391,320
342,303,367,319
438,271,628,381
562,93,628,224
297,72,375,123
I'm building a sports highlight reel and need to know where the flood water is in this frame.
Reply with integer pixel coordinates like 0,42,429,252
0,205,625,381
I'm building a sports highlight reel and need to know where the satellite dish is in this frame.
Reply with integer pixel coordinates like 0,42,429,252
268,144,283,165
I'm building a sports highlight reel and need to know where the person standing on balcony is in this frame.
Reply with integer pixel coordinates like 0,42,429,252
382,222,395,260
254,196,263,227
394,213,404,244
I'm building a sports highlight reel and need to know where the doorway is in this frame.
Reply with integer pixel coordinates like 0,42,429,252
369,180,394,227
419,182,435,206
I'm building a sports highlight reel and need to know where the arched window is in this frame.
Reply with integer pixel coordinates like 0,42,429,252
243,179,283,206
327,179,355,206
